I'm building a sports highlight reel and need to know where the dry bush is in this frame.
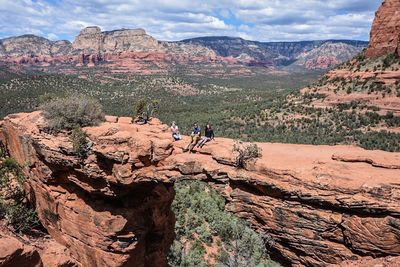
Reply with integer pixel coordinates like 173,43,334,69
40,94,105,131
233,141,262,168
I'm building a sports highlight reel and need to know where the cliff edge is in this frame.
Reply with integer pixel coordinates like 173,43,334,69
0,112,399,266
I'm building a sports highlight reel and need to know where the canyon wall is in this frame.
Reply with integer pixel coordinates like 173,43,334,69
1,112,399,266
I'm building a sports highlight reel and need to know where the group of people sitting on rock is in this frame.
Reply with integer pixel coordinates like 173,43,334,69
170,121,215,152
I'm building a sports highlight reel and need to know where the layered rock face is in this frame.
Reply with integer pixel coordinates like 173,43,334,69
0,35,74,64
72,26,161,53
1,112,400,266
365,0,400,58
0,113,175,267
294,42,362,69
329,255,400,267
182,37,367,69
0,234,42,267
0,27,218,67
0,232,78,267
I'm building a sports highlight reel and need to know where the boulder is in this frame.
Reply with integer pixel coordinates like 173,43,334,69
0,235,42,267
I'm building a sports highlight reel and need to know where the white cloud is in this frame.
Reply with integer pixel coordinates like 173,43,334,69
0,0,382,42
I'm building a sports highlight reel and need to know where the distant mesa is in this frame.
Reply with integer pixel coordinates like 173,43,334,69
79,26,102,35
0,25,368,70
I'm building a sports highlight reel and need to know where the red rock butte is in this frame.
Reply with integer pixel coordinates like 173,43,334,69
0,111,399,267
365,0,400,58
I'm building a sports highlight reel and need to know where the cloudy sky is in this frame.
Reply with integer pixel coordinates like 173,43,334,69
0,0,382,42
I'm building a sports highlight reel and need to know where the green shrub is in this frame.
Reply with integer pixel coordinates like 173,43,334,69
38,92,58,105
40,94,105,131
233,142,263,168
169,180,279,267
382,53,398,69
134,98,147,116
0,157,25,185
133,98,160,123
69,127,89,158
3,202,41,233
0,143,7,158
0,156,41,234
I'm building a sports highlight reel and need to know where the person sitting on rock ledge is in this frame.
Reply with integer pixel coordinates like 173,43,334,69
184,123,201,152
197,124,214,148
170,121,182,141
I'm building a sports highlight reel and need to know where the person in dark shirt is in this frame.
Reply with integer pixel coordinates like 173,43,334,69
184,123,201,152
197,124,214,148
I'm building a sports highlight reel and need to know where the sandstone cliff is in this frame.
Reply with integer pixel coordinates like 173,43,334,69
0,35,71,57
1,112,399,266
365,0,400,58
72,26,161,53
0,27,219,67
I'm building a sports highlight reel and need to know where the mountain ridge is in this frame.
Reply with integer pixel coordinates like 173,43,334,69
0,27,367,70
181,36,368,68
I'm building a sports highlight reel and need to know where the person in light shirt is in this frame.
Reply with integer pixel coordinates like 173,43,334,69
170,121,182,141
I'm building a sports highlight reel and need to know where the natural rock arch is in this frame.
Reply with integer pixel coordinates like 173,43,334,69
1,112,400,266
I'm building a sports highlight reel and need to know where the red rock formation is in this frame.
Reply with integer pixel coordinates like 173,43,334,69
303,56,341,69
0,231,78,267
1,112,400,266
328,256,400,267
365,0,400,58
0,234,42,267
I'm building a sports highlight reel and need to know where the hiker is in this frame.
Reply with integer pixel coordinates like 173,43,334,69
184,123,201,152
197,124,214,148
171,121,182,141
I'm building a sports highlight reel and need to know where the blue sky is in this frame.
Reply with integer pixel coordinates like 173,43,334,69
0,0,382,42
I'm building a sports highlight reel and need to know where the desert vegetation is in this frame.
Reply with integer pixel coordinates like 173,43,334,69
233,142,262,168
169,180,280,267
133,98,160,123
40,94,105,131
69,127,90,159
0,62,398,153
0,153,41,234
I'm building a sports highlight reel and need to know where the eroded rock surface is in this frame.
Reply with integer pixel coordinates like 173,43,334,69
1,111,399,267
0,234,42,267
0,230,78,267
365,0,400,58
328,255,400,267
